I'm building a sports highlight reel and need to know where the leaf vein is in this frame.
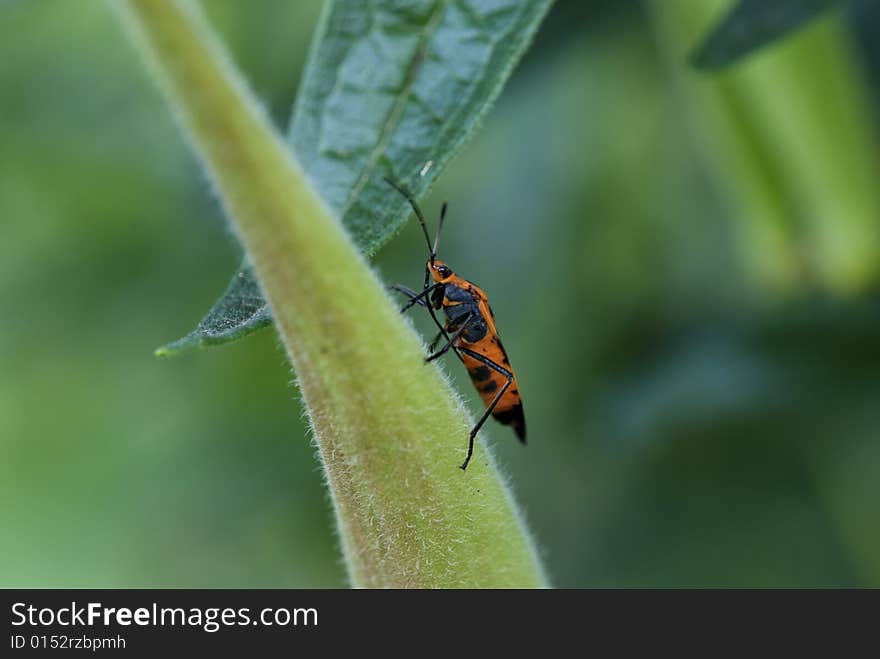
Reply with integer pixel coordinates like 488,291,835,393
339,0,448,220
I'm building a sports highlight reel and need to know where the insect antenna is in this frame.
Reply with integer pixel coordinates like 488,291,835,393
383,177,435,264
433,202,447,258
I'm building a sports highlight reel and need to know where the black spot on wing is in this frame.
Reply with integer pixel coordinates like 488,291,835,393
469,365,491,382
480,380,498,394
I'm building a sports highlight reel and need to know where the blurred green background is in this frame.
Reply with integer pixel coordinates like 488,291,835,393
2,0,880,587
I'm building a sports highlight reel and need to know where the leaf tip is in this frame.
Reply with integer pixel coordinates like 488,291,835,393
154,334,199,358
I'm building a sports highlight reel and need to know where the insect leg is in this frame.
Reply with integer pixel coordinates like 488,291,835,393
425,313,472,363
389,284,426,307
399,281,445,313
425,318,464,365
457,347,514,471
428,329,444,353
390,283,461,362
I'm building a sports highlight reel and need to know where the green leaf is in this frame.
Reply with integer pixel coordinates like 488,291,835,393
160,0,553,355
155,261,270,356
692,0,843,70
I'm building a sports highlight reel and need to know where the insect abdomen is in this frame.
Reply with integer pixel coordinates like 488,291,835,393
461,350,526,443
444,279,526,443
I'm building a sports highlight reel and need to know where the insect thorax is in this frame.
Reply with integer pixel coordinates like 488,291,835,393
442,284,488,343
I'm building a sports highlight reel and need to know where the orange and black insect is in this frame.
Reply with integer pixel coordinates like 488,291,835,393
385,178,525,471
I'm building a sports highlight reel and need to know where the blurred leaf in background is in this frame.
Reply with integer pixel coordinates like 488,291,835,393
656,0,880,295
2,0,880,587
692,0,844,69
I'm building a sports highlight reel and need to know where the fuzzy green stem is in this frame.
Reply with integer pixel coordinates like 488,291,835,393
114,0,545,587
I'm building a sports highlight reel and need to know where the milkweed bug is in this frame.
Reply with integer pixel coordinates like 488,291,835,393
385,178,526,471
